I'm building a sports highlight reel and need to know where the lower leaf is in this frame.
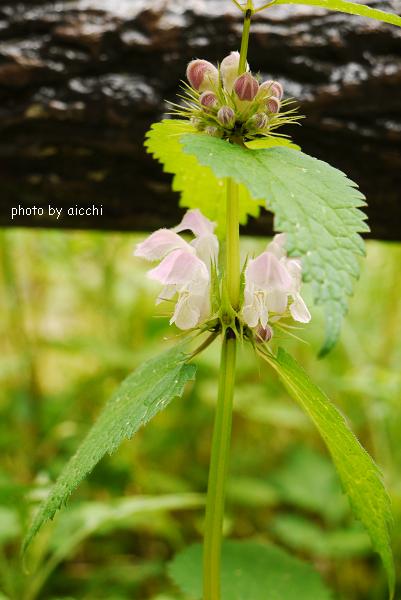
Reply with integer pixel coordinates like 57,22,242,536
22,342,196,553
261,347,394,598
169,540,333,600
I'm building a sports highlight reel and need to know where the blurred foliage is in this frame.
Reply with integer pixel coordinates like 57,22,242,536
0,229,400,599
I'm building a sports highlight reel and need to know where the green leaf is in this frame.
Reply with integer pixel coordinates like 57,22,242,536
50,494,204,550
271,513,371,559
245,137,301,150
275,0,401,28
47,494,204,575
169,540,333,599
262,347,394,598
22,343,196,553
145,120,288,236
269,446,349,523
179,134,368,353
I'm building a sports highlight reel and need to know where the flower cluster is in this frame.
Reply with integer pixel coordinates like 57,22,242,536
135,210,311,341
241,233,311,341
134,210,218,330
171,51,298,142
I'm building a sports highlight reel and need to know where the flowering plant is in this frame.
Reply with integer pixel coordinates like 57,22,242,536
23,1,401,599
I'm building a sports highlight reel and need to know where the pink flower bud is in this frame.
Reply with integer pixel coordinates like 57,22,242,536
217,105,235,128
266,96,281,114
271,82,283,100
234,72,259,101
248,112,269,130
256,324,273,343
186,59,218,92
259,80,283,100
199,90,218,109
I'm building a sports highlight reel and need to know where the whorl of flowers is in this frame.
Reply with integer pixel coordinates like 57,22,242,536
135,210,311,343
171,51,299,142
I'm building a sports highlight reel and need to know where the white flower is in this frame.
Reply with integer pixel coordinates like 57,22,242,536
134,210,218,330
241,233,311,329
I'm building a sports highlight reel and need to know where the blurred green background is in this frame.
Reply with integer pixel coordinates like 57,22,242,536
0,230,400,600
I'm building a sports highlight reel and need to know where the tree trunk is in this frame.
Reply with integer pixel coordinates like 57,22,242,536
0,0,400,239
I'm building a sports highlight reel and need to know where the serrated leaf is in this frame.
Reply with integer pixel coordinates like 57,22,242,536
245,137,301,150
179,134,368,353
169,540,333,600
145,120,267,236
262,347,394,598
23,343,196,553
275,0,401,28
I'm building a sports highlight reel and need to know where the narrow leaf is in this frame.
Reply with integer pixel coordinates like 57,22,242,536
23,343,196,553
262,347,394,598
275,0,401,28
169,540,333,599
180,134,368,353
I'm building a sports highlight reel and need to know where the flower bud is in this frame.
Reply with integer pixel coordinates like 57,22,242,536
186,59,219,92
234,72,259,101
247,112,269,130
256,324,273,343
220,51,246,93
190,117,204,130
271,82,284,100
217,105,235,128
266,96,281,114
205,125,223,137
259,80,284,100
199,90,218,109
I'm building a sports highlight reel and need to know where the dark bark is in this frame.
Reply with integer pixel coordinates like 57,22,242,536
0,0,400,239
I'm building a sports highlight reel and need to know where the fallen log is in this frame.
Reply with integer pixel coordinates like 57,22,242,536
0,0,400,239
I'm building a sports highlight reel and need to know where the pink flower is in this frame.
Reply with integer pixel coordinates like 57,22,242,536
173,208,219,268
267,234,311,323
241,234,311,329
186,59,219,92
135,210,218,330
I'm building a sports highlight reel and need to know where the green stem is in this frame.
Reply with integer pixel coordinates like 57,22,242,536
203,177,240,600
203,7,252,595
203,332,237,600
226,178,241,310
239,2,253,74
